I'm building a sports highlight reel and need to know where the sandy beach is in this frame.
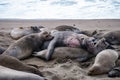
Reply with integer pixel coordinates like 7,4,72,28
0,19,120,80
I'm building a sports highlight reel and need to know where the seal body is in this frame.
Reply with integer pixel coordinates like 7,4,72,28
33,47,89,61
0,55,42,76
10,26,44,40
54,25,81,33
3,31,53,59
88,49,119,75
103,30,120,45
0,65,45,80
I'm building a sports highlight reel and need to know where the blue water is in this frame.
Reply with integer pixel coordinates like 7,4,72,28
0,0,120,19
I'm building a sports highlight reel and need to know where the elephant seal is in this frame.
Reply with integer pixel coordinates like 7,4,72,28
88,49,119,75
3,31,53,59
103,30,120,45
10,26,44,40
0,55,42,76
33,47,91,62
34,30,111,61
54,25,81,33
0,65,45,80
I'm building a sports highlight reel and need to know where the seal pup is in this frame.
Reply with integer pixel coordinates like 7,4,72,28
0,55,42,76
3,31,53,59
10,26,44,40
88,49,119,75
0,65,45,80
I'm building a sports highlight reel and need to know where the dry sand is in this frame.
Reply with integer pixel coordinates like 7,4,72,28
0,19,120,80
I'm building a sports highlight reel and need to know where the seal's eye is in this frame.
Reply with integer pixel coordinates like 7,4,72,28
19,27,23,29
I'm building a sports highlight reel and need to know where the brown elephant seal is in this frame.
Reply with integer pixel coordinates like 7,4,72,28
3,31,53,59
54,25,81,33
33,47,91,62
10,26,44,40
103,30,120,45
0,55,42,76
0,65,45,80
80,30,98,37
88,49,119,75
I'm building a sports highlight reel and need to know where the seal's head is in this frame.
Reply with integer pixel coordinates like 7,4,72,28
40,31,54,41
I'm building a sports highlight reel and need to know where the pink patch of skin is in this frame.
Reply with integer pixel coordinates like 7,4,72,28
67,37,80,47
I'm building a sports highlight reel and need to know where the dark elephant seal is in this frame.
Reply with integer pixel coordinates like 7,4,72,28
10,26,44,40
3,31,53,59
0,65,45,80
108,67,120,77
88,49,119,75
103,30,120,45
0,55,42,76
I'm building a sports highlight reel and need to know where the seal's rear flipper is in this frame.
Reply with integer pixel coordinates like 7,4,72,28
27,64,39,69
32,51,47,61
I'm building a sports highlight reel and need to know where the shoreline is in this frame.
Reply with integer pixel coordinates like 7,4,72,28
0,18,120,21
0,19,120,31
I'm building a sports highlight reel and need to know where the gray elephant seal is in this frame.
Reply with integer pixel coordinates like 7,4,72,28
0,65,45,80
103,30,120,45
3,31,53,59
0,55,42,76
88,49,119,75
10,26,44,40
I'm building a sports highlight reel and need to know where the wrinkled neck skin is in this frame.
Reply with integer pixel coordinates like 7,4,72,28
64,34,81,48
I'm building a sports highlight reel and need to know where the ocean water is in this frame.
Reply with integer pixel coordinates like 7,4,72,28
0,0,120,19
